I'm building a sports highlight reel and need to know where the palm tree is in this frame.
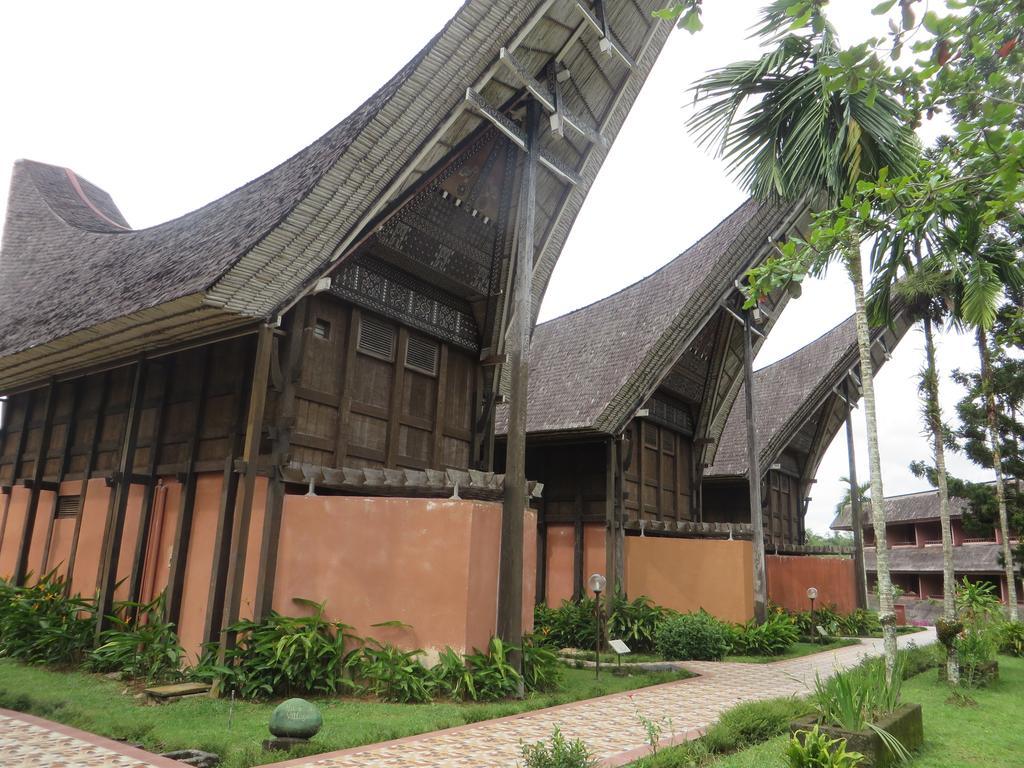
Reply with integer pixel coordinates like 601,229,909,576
834,476,869,520
687,1,918,678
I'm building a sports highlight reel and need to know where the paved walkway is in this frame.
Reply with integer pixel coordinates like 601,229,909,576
0,630,934,768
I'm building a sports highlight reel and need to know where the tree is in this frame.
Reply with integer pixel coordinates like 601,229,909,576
834,475,869,520
678,0,917,679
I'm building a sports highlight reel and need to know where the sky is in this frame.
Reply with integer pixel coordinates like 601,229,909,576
0,1,995,534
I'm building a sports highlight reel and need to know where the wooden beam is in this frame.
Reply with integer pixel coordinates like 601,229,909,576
13,381,57,584
127,358,174,606
385,327,410,467
604,437,616,605
65,372,110,595
432,344,449,468
95,359,149,641
333,307,361,465
202,341,253,644
535,497,547,606
219,323,274,649
573,453,584,602
40,380,83,573
615,434,625,591
164,348,212,626
254,301,307,620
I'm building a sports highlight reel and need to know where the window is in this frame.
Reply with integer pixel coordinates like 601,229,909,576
313,318,331,339
357,315,396,360
405,335,440,376
56,495,81,518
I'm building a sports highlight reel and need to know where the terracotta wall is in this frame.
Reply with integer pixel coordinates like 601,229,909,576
624,536,754,623
273,495,536,653
545,524,575,605
766,554,857,614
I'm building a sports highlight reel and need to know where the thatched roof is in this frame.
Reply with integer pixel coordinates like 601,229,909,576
0,0,673,392
496,198,804,437
865,541,1003,574
832,488,971,531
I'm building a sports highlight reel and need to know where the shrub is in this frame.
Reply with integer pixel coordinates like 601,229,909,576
655,611,730,661
954,578,1002,685
465,637,524,700
835,609,881,638
703,697,811,753
900,641,943,678
350,641,432,703
730,612,799,656
86,594,183,682
608,594,670,653
199,599,356,699
999,621,1024,657
533,599,598,649
813,656,904,732
521,727,597,768
430,646,478,700
522,635,562,692
0,572,96,665
787,726,865,768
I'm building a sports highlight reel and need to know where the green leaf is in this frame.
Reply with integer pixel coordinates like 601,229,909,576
872,0,897,14
680,8,703,33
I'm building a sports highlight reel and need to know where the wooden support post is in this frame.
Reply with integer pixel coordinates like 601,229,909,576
573,465,584,602
432,344,449,468
844,380,868,610
127,359,173,606
604,437,617,610
14,381,57,585
40,381,82,573
333,306,361,465
386,327,410,467
743,310,768,623
95,360,149,641
203,343,252,643
254,302,307,620
219,323,274,650
615,435,626,593
65,372,110,595
535,498,547,606
165,349,211,626
0,391,35,561
497,99,539,668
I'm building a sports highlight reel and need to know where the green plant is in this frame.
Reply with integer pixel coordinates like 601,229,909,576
429,646,477,700
999,621,1024,657
533,599,598,649
350,641,432,703
608,593,670,653
464,637,523,700
655,610,730,661
730,612,799,656
198,598,357,699
954,578,1002,686
787,726,865,768
520,727,597,768
0,571,96,665
522,635,562,693
835,609,882,638
86,594,183,682
813,656,905,732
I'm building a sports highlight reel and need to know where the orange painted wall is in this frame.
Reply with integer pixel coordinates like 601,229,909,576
177,474,224,662
766,555,858,615
273,496,536,654
582,524,606,588
25,490,55,578
112,485,146,602
624,536,754,623
70,478,112,597
0,486,30,579
545,524,575,605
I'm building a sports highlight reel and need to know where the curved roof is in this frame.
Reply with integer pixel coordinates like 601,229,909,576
0,0,674,391
498,197,801,436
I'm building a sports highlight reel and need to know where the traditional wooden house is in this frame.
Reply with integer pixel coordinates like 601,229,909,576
496,198,813,612
0,0,674,658
703,310,912,550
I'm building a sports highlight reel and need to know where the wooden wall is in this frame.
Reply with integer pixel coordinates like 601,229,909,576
700,468,804,548
622,417,693,522
282,296,479,472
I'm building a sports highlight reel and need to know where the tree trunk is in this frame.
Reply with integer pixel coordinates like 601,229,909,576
978,327,1020,620
744,308,768,623
844,381,868,610
846,247,898,680
922,315,958,683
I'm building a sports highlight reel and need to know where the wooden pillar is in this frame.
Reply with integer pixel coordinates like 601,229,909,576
95,359,149,640
615,435,626,594
604,437,617,609
573,454,585,602
535,500,547,606
165,349,212,625
333,306,360,466
203,342,254,643
127,359,173,606
65,372,110,595
497,100,539,662
385,327,410,467
40,381,83,573
14,381,57,585
219,323,274,649
743,310,767,623
432,344,449,468
254,301,307,620
0,391,35,562
844,380,869,609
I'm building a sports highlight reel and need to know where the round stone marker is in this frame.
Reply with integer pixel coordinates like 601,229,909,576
269,698,323,740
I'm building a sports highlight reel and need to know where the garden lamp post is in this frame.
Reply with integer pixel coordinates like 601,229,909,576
807,586,818,644
588,573,606,679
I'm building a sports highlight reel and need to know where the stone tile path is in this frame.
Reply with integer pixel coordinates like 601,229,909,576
0,629,934,768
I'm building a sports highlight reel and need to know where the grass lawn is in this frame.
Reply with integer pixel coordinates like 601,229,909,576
0,660,690,768
723,639,860,664
706,654,1024,767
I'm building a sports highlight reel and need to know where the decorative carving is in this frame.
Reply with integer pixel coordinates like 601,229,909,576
331,255,479,351
646,395,694,436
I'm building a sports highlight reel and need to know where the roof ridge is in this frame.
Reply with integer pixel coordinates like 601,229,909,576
536,197,754,330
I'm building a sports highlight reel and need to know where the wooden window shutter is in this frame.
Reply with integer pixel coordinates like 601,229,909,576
357,315,396,361
405,336,439,376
